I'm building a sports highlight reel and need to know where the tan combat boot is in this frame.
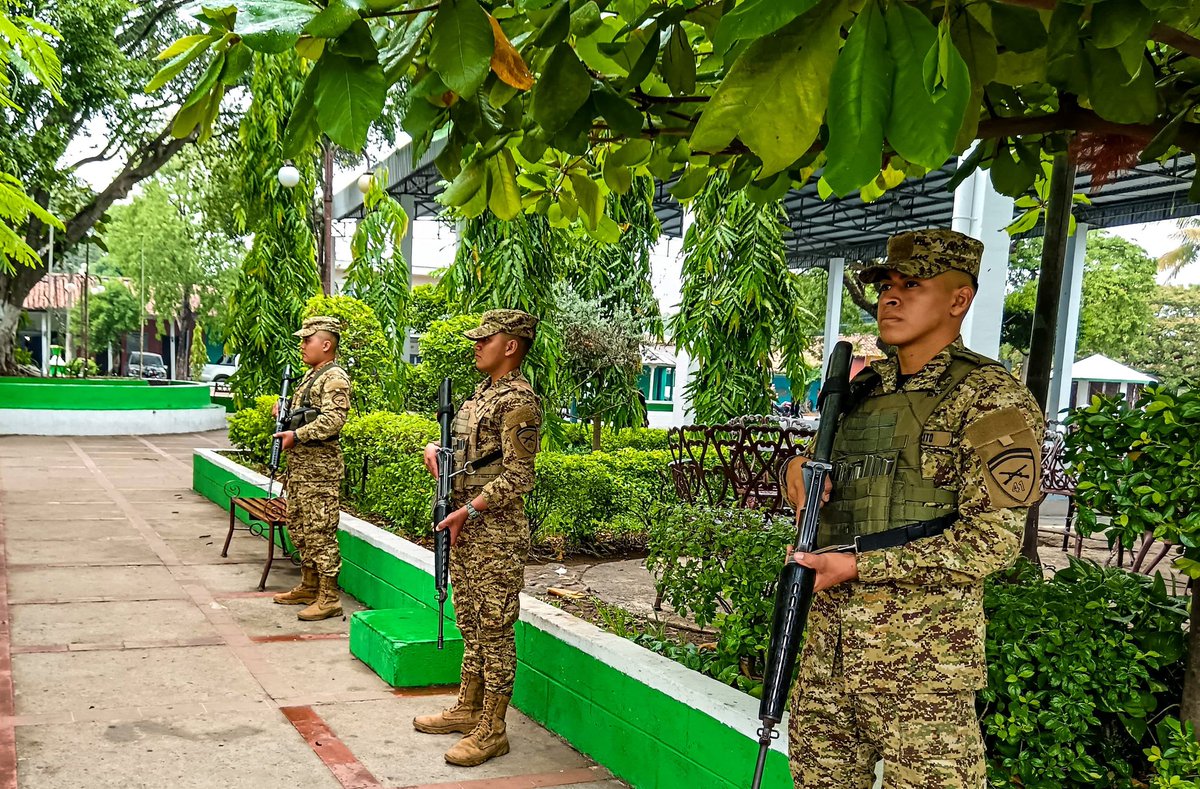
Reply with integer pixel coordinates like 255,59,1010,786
273,566,318,605
444,692,511,766
297,575,343,621
413,674,484,735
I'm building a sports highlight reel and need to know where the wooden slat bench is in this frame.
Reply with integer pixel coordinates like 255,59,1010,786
222,494,295,591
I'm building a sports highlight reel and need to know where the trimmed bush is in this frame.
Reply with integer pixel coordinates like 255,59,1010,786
557,422,670,453
526,448,675,551
226,395,276,468
303,294,394,413
340,411,439,538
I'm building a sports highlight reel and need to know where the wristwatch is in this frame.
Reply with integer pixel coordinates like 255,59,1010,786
465,501,482,521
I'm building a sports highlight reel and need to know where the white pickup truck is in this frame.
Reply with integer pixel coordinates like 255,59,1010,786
198,354,239,383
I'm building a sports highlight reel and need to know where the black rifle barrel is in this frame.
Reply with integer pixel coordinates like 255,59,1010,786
750,341,853,789
267,364,293,497
434,377,454,650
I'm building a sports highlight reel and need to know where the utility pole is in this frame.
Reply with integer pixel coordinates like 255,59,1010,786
82,240,90,375
322,141,335,295
139,241,146,362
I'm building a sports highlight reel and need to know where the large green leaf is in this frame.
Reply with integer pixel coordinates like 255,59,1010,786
950,7,997,150
990,3,1046,54
693,0,848,177
531,44,592,133
147,35,216,92
823,0,892,196
1084,43,1159,125
282,67,322,158
883,2,971,171
712,0,821,54
487,150,522,220
593,84,644,136
1092,0,1155,49
234,0,319,54
314,53,387,150
663,23,697,96
304,0,364,39
570,172,602,230
379,10,434,82
429,0,494,97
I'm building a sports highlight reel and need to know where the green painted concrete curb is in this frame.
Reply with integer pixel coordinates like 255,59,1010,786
192,448,792,789
349,609,464,687
0,378,213,410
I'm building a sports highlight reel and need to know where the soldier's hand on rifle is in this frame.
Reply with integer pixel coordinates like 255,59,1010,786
436,506,467,547
271,430,297,451
783,457,833,510
792,550,858,592
423,442,439,478
272,401,280,418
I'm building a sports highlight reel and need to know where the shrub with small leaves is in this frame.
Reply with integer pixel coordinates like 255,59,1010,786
303,294,395,414
981,559,1187,788
1147,717,1200,789
340,411,439,539
647,503,793,692
227,395,277,468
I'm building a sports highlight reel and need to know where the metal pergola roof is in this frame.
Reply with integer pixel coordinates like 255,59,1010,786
334,141,1199,267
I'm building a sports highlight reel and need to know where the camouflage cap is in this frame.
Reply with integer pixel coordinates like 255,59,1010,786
857,228,984,284
293,316,343,338
464,309,539,341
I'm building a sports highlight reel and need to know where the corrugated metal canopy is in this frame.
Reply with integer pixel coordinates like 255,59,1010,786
336,142,1198,268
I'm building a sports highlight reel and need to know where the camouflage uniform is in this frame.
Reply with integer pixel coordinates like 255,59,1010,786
451,313,542,697
786,230,1045,789
286,318,352,580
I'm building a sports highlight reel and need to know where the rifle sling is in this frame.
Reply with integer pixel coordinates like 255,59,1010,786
463,448,503,474
831,513,957,554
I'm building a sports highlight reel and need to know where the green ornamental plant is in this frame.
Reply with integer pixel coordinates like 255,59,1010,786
647,503,794,692
1066,383,1200,728
302,294,393,414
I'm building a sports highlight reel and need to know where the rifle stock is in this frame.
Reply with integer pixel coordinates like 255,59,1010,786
750,341,853,788
434,378,455,649
267,364,293,498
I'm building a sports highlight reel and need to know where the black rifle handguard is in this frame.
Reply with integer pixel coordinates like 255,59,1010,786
750,341,853,789
433,377,455,649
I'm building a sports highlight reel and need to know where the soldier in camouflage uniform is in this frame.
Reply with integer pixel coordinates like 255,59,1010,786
780,229,1044,788
270,316,352,622
412,309,542,768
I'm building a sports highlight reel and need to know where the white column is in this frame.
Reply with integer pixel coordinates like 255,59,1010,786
822,258,845,375
1050,223,1088,421
951,147,1015,358
671,207,697,427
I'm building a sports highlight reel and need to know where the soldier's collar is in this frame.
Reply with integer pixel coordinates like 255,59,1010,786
876,339,961,392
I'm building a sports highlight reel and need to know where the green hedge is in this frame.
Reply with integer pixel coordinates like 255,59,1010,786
557,422,670,453
227,405,675,549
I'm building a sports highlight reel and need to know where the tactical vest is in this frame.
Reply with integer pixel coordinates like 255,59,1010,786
817,347,997,549
450,377,535,493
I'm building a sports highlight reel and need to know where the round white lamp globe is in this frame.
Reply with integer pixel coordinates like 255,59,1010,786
357,172,374,194
277,164,301,189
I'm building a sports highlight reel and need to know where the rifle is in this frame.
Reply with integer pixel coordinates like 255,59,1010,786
750,341,853,789
433,377,455,649
266,364,293,498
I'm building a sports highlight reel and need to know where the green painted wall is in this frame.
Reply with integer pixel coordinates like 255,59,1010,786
191,453,293,552
192,450,792,789
1,379,213,410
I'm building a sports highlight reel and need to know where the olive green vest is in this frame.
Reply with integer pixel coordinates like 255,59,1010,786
817,347,997,548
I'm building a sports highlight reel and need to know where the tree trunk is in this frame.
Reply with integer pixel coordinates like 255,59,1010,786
592,417,602,453
1182,594,1200,731
0,263,48,375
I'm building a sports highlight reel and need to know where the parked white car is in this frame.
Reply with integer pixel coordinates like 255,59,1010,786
199,354,239,383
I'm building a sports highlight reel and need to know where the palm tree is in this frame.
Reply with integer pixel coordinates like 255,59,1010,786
1157,217,1200,281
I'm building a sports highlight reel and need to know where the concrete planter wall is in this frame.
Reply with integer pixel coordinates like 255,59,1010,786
192,447,793,789
0,378,227,435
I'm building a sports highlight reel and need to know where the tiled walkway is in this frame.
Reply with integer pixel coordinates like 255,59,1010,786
0,433,622,789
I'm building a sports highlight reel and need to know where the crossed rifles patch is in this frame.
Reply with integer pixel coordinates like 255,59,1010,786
965,406,1041,508
504,404,542,460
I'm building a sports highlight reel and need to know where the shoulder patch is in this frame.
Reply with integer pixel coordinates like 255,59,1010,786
965,406,1041,508
503,402,541,459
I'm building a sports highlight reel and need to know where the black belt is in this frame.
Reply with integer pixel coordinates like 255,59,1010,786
832,514,957,554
